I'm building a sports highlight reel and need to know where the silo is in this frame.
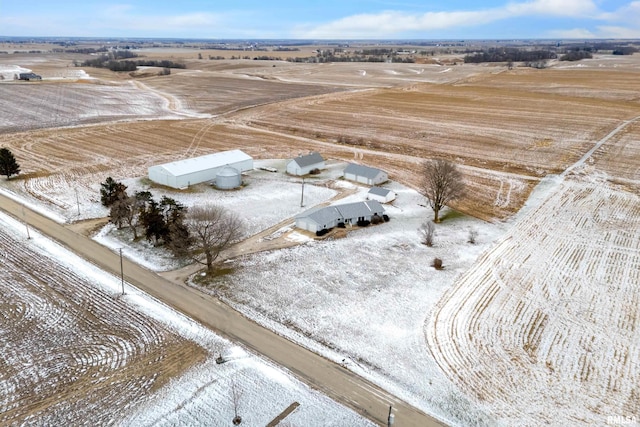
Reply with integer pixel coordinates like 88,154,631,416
215,166,242,189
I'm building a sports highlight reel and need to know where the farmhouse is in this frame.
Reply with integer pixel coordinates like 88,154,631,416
286,152,325,176
148,149,253,189
343,163,388,186
295,200,385,233
367,187,396,203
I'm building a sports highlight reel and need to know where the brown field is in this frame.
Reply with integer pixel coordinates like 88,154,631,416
0,225,206,425
3,52,640,220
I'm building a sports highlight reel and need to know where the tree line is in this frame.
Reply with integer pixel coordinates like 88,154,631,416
100,177,243,272
464,48,557,64
80,51,185,72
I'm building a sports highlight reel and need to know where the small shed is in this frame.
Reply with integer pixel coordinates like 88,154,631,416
343,163,388,186
295,200,385,233
215,166,242,189
148,149,253,189
286,152,325,176
367,187,396,203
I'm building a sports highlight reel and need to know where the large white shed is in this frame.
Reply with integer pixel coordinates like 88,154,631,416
286,152,325,176
148,150,253,189
343,163,388,186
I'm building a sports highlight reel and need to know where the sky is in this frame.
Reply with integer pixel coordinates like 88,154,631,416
0,0,639,40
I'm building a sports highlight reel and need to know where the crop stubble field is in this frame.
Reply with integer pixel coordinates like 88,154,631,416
2,51,640,424
0,224,206,425
427,178,640,425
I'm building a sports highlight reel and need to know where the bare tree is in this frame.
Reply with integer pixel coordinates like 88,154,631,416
185,204,244,272
421,159,465,223
419,220,436,246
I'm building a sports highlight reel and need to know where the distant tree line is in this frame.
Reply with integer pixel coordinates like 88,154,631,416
80,51,185,72
287,50,415,63
464,48,556,64
559,50,593,61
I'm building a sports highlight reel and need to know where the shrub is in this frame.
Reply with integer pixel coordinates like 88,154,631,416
310,168,321,175
371,214,384,225
432,257,444,270
383,214,390,222
337,222,345,228
316,228,330,236
468,229,478,244
356,219,370,227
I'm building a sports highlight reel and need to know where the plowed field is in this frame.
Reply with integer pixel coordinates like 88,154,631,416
0,221,206,425
427,179,640,425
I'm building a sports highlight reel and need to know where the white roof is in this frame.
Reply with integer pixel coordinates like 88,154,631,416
154,150,251,177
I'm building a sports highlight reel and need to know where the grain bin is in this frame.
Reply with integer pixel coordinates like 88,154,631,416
215,166,242,189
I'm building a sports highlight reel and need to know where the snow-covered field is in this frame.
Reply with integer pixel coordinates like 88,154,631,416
427,176,640,425
5,152,639,425
0,201,374,426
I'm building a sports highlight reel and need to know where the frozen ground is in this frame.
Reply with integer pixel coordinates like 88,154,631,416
0,205,374,426
4,150,639,425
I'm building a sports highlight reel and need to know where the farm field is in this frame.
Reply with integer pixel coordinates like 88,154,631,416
0,206,376,426
427,178,640,425
0,214,206,424
1,46,640,426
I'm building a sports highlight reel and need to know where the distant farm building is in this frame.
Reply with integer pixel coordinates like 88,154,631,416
295,200,385,233
18,72,42,81
286,152,325,176
148,149,253,189
367,187,396,203
343,163,388,186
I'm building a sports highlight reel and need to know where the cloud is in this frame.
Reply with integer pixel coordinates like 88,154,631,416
505,0,599,17
295,9,505,38
296,0,605,38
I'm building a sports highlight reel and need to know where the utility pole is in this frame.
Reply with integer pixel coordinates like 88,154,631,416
22,206,30,239
119,248,125,295
300,178,305,207
75,188,80,216
387,405,395,427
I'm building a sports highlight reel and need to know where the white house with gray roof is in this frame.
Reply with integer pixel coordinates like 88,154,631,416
367,187,396,203
286,152,325,176
343,163,388,186
295,200,385,233
148,149,253,189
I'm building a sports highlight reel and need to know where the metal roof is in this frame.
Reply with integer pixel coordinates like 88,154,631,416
154,150,252,177
297,200,385,225
291,152,324,168
344,163,385,179
368,187,393,197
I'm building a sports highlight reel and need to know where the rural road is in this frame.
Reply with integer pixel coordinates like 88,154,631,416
0,192,447,427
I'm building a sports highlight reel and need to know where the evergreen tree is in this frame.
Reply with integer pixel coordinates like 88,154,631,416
0,148,21,179
100,177,128,207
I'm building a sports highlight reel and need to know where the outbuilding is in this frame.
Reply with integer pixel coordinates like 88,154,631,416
286,152,325,176
295,200,385,233
343,163,388,186
367,187,396,203
148,149,253,189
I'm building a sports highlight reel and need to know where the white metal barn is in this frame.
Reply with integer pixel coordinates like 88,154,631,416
148,150,253,189
343,163,388,186
367,187,396,203
286,152,325,176
295,200,385,233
